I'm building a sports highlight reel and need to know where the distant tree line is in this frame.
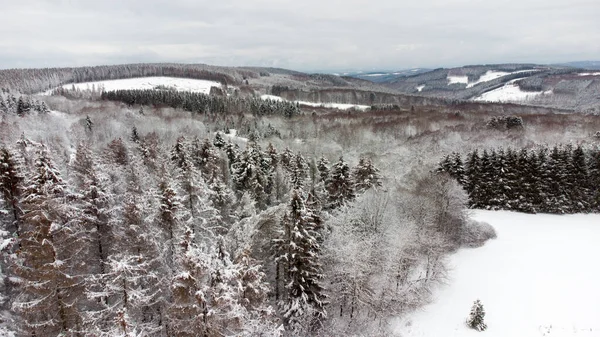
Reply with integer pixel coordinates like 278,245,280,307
438,145,600,214
0,63,259,94
100,89,302,118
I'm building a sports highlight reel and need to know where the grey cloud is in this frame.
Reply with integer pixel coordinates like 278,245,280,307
0,0,598,71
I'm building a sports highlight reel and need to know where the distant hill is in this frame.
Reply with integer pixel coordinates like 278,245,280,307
349,63,600,113
555,61,600,70
345,69,433,83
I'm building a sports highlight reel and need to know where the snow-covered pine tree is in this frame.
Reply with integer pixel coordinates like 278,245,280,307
570,145,590,212
464,150,480,207
272,189,327,334
466,299,487,331
0,147,23,234
12,146,86,336
289,153,308,189
451,152,466,185
325,157,355,209
316,156,330,184
171,136,188,170
71,143,113,277
167,227,210,337
232,143,271,209
352,157,382,194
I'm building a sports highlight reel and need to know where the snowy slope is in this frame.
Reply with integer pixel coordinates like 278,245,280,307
260,95,370,111
472,79,551,102
393,210,600,337
466,70,510,88
42,77,223,95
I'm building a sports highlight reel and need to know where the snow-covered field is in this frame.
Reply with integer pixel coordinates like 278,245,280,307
260,94,370,111
393,210,600,337
466,70,510,88
41,76,223,95
578,72,600,76
449,70,539,89
448,75,469,85
473,79,550,102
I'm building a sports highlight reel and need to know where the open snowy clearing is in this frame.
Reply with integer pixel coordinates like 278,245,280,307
41,76,223,95
578,72,600,76
466,71,510,88
449,70,539,88
472,79,551,102
448,75,469,85
393,210,600,337
260,94,370,111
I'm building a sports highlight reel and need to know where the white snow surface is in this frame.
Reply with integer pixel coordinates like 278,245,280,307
466,70,510,88
448,75,469,85
393,210,600,337
260,94,284,101
578,72,600,76
259,95,370,111
296,100,371,111
416,85,425,92
450,69,539,88
42,77,223,95
472,79,550,102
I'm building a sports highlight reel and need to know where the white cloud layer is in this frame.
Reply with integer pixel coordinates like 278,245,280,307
1,0,598,71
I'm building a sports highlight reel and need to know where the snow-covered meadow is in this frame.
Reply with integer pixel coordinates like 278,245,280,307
393,210,600,337
42,76,224,95
260,94,371,111
473,79,551,103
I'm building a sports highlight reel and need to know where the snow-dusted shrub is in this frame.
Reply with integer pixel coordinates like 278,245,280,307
460,219,497,248
466,299,487,331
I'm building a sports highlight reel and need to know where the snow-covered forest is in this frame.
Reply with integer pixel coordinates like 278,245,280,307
0,69,599,336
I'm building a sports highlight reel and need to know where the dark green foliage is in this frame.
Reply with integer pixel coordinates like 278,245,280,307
101,89,300,118
439,145,600,214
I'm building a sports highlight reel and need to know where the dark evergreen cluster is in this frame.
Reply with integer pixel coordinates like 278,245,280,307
0,94,50,116
100,89,301,117
486,115,524,130
438,145,600,214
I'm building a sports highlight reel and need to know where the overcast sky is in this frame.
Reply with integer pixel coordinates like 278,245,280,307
0,0,598,72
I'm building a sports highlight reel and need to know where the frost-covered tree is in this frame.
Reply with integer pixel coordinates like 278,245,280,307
12,146,86,336
352,157,382,194
466,299,487,331
272,189,327,333
0,147,23,234
325,157,355,209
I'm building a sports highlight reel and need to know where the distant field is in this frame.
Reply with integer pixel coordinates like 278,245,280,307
41,76,223,95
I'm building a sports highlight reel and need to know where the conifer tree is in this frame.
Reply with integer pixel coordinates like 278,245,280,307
0,147,23,233
352,157,382,194
12,146,85,336
466,299,487,331
316,156,330,184
325,157,355,209
85,115,93,133
272,189,327,333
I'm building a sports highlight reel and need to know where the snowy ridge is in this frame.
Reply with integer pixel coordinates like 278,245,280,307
393,210,600,337
41,76,224,95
